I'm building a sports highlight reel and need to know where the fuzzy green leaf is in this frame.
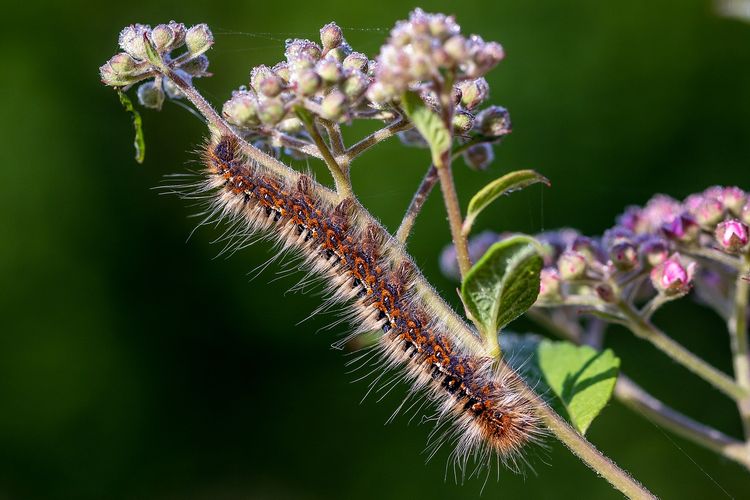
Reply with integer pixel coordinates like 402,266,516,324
464,170,549,235
400,91,451,165
117,90,145,164
537,339,620,434
461,236,543,336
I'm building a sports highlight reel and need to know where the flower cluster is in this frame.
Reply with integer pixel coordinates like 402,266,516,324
441,186,749,316
100,22,213,110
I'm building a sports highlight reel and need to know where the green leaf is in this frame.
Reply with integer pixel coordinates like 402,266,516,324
400,91,451,165
461,236,543,337
117,90,145,164
537,339,620,434
464,170,549,235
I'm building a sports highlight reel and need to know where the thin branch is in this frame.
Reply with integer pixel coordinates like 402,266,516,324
683,247,743,270
268,131,324,160
618,300,748,401
320,119,345,158
616,374,750,470
396,164,439,243
341,118,412,164
729,255,750,442
296,108,353,198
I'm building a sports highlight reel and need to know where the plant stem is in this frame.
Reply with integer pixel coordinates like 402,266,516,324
296,109,353,198
618,300,748,401
730,255,750,442
320,119,345,158
514,374,656,499
616,374,750,470
268,131,324,160
341,118,412,164
435,155,472,276
396,164,439,243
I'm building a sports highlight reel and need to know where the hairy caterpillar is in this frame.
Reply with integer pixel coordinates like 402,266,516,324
182,133,543,474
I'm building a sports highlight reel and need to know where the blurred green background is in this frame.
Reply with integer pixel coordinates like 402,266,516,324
2,0,749,498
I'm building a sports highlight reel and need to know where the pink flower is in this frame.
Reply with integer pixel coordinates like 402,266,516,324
650,253,696,296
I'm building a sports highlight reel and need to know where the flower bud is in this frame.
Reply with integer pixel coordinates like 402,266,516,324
443,35,468,62
462,143,494,171
456,78,489,110
722,187,746,215
742,202,750,225
342,72,369,100
185,24,213,57
475,105,511,137
572,236,601,263
181,54,210,76
715,219,749,253
650,254,695,296
366,81,398,104
100,53,145,86
222,91,260,128
257,97,286,125
452,110,474,134
326,44,353,63
639,236,669,267
166,21,186,50
277,117,303,134
595,283,616,303
320,22,344,51
296,70,322,96
118,24,150,60
316,59,343,83
137,80,165,109
285,39,322,62
693,197,724,228
538,268,562,302
343,52,369,73
151,24,175,52
610,241,638,271
557,251,587,280
272,62,291,83
661,214,699,242
321,90,347,121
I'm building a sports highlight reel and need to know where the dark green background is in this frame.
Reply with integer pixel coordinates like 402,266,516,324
2,0,749,498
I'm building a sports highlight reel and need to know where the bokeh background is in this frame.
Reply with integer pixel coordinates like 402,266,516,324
2,0,749,498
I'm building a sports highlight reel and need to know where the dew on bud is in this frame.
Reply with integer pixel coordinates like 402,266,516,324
296,70,322,96
185,24,214,58
257,96,286,125
316,59,343,83
452,110,474,134
475,105,511,137
343,52,369,73
320,22,344,51
151,24,175,52
342,72,369,101
285,39,322,63
456,78,489,110
715,219,749,253
222,91,260,128
181,54,210,76
119,24,151,60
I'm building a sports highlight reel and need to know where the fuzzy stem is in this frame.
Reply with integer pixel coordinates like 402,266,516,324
296,109,353,198
321,119,346,158
396,164,439,243
618,300,748,400
730,255,750,443
515,377,656,499
268,131,324,160
341,118,412,164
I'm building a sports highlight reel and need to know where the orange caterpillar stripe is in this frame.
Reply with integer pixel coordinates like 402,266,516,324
202,135,542,466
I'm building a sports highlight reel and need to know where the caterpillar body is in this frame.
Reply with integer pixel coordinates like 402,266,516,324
197,134,542,473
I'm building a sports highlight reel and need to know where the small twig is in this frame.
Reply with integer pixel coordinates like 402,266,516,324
396,164,439,243
268,131,324,160
296,108,353,198
320,119,346,158
618,300,748,401
683,247,743,270
341,118,412,164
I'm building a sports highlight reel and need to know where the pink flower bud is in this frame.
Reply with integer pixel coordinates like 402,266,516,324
693,197,724,227
557,251,587,280
650,253,695,296
610,241,638,271
538,268,562,301
639,236,669,267
320,22,344,51
661,213,699,242
715,219,749,253
722,187,746,215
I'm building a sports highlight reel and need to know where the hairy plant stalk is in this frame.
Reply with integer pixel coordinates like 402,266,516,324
270,131,323,160
617,300,748,400
396,164,439,243
730,256,750,445
519,380,656,500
